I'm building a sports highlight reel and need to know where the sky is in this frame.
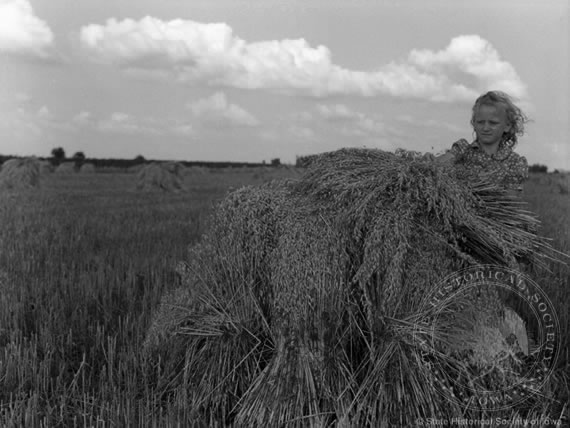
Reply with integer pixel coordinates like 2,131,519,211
0,0,568,169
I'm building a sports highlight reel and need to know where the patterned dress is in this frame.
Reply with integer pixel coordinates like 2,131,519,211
449,139,529,191
445,140,537,387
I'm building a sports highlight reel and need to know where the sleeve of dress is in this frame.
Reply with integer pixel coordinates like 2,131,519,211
516,155,529,184
507,154,529,191
449,139,470,158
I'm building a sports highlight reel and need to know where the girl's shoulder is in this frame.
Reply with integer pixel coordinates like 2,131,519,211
449,138,472,156
509,150,527,162
500,148,529,183
503,147,528,166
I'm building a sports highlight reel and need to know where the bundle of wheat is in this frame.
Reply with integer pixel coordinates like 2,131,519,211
54,162,76,174
39,161,54,174
0,157,41,190
146,148,562,426
79,163,96,173
162,161,185,175
135,163,184,192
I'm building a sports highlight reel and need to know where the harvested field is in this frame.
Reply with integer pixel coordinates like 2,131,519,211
0,156,567,426
183,165,209,176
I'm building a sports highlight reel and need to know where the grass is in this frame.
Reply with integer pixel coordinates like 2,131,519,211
0,168,567,426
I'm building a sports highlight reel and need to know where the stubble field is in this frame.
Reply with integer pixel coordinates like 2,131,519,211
0,169,568,426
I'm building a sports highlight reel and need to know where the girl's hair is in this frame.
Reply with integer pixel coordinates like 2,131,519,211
470,91,529,147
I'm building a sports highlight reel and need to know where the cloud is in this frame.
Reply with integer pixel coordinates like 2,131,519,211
37,105,51,119
316,104,361,121
97,111,194,136
407,35,527,100
15,92,32,103
289,125,316,140
0,0,55,60
73,111,92,125
79,17,527,101
0,104,72,139
396,114,465,134
188,92,259,127
98,112,143,134
0,107,42,138
316,103,387,138
170,124,194,137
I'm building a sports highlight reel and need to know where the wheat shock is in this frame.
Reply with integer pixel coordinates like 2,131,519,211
144,148,565,425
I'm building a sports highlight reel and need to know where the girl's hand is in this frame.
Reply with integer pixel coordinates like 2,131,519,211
434,151,455,164
422,151,455,163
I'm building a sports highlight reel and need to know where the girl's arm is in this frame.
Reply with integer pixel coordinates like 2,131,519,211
422,150,456,163
505,155,529,193
434,151,455,164
424,139,467,163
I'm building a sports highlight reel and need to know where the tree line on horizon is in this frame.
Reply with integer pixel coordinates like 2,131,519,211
0,148,279,171
0,148,561,173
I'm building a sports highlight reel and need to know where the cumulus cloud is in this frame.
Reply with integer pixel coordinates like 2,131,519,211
289,125,316,140
79,17,527,101
170,124,194,137
315,103,386,137
73,111,92,125
0,107,41,138
0,104,74,137
0,0,55,59
397,114,465,133
15,92,32,103
37,105,52,119
98,112,142,134
188,92,259,127
316,104,361,121
97,111,194,136
407,35,527,100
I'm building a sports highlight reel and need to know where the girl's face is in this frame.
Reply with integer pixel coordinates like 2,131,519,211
473,104,511,147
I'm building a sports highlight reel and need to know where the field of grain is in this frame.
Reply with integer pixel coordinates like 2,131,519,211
0,169,568,426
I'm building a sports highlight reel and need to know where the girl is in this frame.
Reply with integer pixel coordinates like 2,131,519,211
436,91,530,193
435,91,534,356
